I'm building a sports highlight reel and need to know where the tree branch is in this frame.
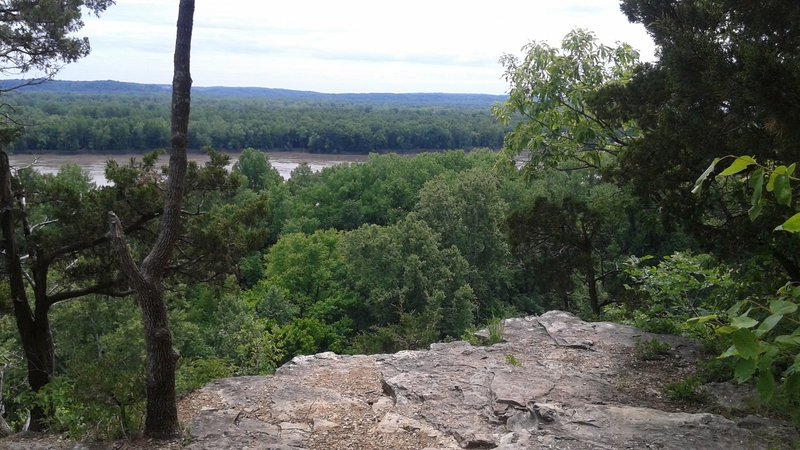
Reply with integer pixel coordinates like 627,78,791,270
47,279,132,306
556,95,626,144
48,210,158,261
30,218,58,233
0,77,47,94
107,212,148,293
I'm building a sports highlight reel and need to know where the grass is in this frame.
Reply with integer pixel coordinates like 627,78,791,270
665,376,706,403
634,338,671,361
487,317,505,344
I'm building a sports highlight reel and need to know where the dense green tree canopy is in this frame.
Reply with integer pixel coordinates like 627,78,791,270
414,167,512,318
232,148,282,191
3,93,507,154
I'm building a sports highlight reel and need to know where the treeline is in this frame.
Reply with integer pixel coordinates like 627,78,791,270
4,92,508,154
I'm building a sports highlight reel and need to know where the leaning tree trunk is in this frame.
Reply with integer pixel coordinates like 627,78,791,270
108,0,194,438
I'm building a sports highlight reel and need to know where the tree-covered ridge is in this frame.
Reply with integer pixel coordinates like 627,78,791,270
0,79,507,107
3,91,508,154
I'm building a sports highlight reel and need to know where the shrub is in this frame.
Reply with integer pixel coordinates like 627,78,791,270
177,358,235,396
35,377,144,440
618,253,742,335
665,377,705,403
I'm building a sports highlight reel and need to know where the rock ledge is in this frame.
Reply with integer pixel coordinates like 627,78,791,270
179,311,798,449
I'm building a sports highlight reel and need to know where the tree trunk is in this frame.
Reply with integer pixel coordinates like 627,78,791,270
139,280,179,437
109,216,181,438
579,229,600,316
108,0,194,438
0,362,9,437
0,416,11,438
24,299,54,431
1,150,56,431
586,253,600,315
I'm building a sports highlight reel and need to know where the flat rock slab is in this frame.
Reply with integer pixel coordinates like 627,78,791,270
175,311,798,449
6,311,795,449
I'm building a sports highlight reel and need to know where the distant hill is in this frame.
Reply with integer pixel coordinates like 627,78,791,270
0,79,507,108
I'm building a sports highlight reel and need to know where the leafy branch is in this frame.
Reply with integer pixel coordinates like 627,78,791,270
692,155,800,406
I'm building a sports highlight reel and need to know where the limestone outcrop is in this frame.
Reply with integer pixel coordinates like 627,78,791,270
179,311,798,449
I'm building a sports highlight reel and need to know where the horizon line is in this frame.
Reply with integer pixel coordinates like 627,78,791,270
0,77,508,97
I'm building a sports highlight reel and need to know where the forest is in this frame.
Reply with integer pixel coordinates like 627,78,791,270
1,90,508,154
2,0,800,442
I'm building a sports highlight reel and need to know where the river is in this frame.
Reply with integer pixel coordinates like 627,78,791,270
7,151,369,185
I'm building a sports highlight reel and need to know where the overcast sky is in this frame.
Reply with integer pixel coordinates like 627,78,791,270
54,0,656,94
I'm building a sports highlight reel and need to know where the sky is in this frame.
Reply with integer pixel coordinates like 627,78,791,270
53,0,656,95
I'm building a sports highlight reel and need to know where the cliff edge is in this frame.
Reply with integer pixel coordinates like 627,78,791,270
177,311,798,449
4,311,796,449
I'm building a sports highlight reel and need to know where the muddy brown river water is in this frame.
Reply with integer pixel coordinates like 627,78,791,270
8,151,368,185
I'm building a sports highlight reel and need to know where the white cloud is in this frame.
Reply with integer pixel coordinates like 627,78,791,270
55,0,655,93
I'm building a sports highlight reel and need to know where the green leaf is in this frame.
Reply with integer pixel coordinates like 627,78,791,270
773,174,792,206
749,168,764,198
692,157,721,194
718,156,756,177
754,314,783,337
734,358,756,382
715,325,738,335
748,168,764,220
748,203,763,221
687,314,717,325
767,165,787,192
789,163,797,177
726,300,746,317
785,373,800,402
756,371,776,401
769,299,798,315
775,212,800,233
699,314,718,324
758,346,779,371
718,344,737,358
731,315,759,329
775,335,800,346
732,328,761,360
